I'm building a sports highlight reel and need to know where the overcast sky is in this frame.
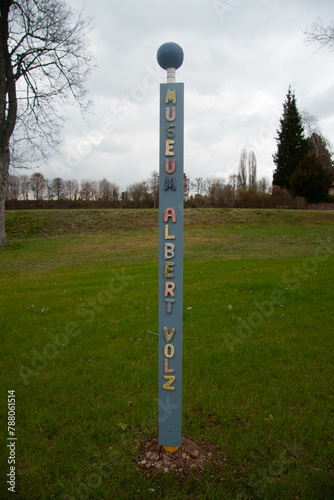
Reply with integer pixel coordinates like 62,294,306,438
42,0,334,192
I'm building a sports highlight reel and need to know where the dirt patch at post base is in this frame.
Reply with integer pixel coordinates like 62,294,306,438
135,435,226,477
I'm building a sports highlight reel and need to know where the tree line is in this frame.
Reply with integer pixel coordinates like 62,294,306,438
4,160,304,210
6,159,269,207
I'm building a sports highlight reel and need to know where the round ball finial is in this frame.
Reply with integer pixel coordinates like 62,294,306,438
157,42,184,70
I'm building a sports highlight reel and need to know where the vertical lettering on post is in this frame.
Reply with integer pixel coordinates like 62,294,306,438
158,64,184,447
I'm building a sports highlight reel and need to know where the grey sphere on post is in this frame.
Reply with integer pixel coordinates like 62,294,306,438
157,42,184,70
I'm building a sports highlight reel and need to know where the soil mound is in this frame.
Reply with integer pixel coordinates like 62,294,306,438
136,435,226,477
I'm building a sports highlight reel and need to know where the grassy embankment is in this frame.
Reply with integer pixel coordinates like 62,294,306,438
1,208,333,499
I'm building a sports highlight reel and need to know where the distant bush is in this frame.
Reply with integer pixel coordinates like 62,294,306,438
234,190,271,209
271,186,307,209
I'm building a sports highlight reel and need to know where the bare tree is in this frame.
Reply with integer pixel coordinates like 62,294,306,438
46,179,54,200
64,179,79,201
149,171,159,209
112,186,119,204
258,177,269,193
248,150,257,191
29,172,46,201
237,149,247,191
0,0,94,244
98,178,119,203
302,110,321,138
80,180,97,201
128,181,150,206
20,174,29,200
228,174,238,197
206,176,226,206
308,133,334,174
304,18,334,51
52,177,65,201
302,111,334,173
6,174,20,200
192,177,206,195
99,178,112,201
183,173,190,200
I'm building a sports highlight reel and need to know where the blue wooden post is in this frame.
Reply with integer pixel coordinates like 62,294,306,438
157,42,184,451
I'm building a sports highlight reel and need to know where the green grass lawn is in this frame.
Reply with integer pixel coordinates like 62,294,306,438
1,208,334,499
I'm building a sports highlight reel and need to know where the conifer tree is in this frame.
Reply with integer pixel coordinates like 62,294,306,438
308,132,334,174
273,88,309,189
290,153,333,203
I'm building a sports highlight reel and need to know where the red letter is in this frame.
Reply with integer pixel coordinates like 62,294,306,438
166,107,176,121
165,159,176,174
164,359,174,373
164,208,176,223
164,282,175,297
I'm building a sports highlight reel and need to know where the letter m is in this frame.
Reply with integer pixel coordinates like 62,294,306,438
165,90,176,104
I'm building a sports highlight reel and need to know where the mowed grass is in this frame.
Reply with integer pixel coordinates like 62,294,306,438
0,208,333,499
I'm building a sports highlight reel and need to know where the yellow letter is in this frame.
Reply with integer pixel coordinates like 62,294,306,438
166,124,175,138
163,327,175,342
165,140,175,156
165,225,175,240
163,375,176,390
164,344,175,358
165,90,176,104
165,262,174,278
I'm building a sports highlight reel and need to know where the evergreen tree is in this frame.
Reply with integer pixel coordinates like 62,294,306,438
290,153,333,203
273,88,309,189
308,132,334,175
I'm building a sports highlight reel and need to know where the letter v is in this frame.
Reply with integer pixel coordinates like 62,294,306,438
163,327,175,342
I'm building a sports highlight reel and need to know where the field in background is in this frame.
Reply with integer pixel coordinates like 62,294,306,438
1,208,333,499
4,207,334,240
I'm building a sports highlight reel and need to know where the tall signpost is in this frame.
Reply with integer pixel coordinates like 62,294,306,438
157,42,184,452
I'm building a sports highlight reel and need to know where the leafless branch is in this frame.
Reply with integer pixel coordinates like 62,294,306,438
304,18,334,52
3,0,96,165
